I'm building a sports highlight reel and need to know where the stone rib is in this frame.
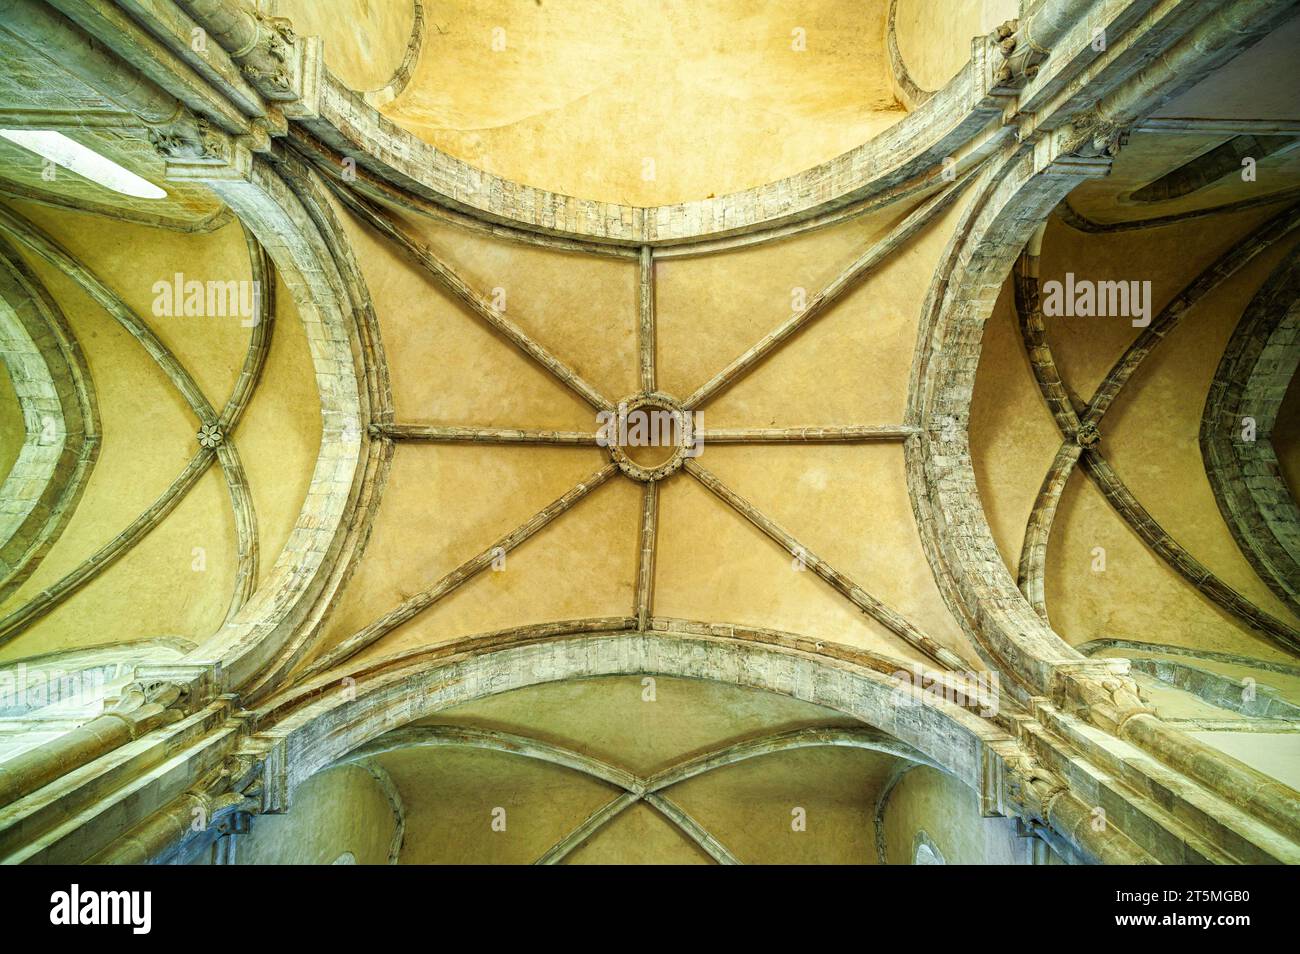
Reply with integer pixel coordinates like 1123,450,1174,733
1014,207,1300,649
0,203,217,425
219,229,275,620
376,423,598,445
0,450,215,646
341,725,638,791
291,130,639,260
536,793,639,865
1056,189,1300,234
634,483,658,631
684,459,968,670
682,172,976,410
1079,450,1300,654
1017,442,1082,620
0,212,274,642
645,725,932,792
325,179,613,411
1201,245,1300,615
1083,202,1300,429
298,464,619,678
643,794,740,864
1015,249,1082,434
638,245,656,392
0,233,100,603
699,424,920,443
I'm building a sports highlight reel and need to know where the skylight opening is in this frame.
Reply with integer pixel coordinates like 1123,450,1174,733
0,129,167,200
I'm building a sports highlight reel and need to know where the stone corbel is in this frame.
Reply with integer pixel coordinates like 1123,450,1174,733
163,120,257,183
1004,752,1070,824
98,680,187,739
232,732,288,815
141,103,209,161
1064,672,1155,735
129,661,224,715
235,11,296,100
991,19,1026,90
981,739,1070,824
176,0,299,102
1028,121,1119,183
1064,108,1131,160
994,0,1084,89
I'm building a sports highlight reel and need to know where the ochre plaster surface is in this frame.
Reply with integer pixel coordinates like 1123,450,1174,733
269,0,417,93
321,182,983,670
893,0,1017,93
379,0,905,206
882,764,1044,864
234,762,398,865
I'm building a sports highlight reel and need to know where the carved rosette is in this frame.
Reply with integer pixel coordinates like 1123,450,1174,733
198,423,225,449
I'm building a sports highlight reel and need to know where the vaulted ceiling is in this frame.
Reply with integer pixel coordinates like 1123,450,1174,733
0,0,1298,865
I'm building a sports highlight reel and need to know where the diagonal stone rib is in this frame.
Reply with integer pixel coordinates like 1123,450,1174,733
0,210,274,643
1083,201,1300,429
0,450,214,645
536,793,640,865
375,423,598,445
635,483,658,630
325,179,613,411
1014,206,1300,652
1015,246,1082,434
699,424,920,443
1080,450,1300,654
682,172,976,411
644,725,933,792
1017,442,1082,620
639,245,656,392
0,203,218,424
340,724,639,790
1056,189,1300,235
299,463,620,678
338,719,930,865
684,459,968,670
339,723,741,863
643,793,740,864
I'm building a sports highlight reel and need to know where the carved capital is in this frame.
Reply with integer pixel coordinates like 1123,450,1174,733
1004,753,1069,822
231,12,298,99
1066,109,1130,159
993,18,1049,88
